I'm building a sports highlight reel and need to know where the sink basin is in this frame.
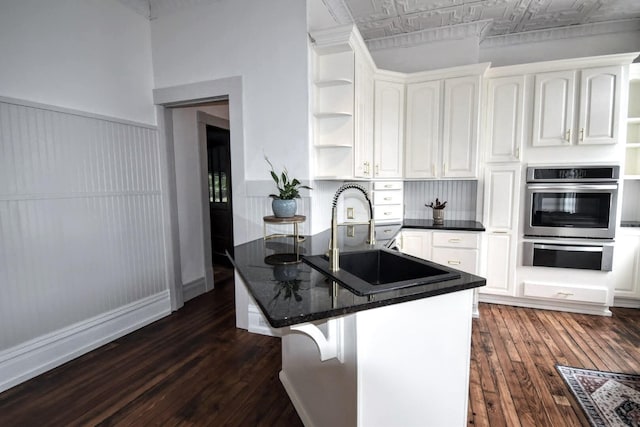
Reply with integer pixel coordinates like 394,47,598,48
303,249,461,296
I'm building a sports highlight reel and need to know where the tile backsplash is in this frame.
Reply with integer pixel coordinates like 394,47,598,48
404,180,478,221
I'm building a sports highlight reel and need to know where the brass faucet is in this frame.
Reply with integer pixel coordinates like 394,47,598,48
329,183,375,272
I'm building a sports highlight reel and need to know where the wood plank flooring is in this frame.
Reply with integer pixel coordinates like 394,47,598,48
1,266,639,426
468,303,640,427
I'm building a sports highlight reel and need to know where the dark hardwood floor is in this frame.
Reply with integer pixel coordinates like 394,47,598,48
0,266,303,427
1,268,639,426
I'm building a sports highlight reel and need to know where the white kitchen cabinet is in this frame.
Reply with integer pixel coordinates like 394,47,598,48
442,75,481,178
405,81,440,178
399,229,481,275
480,164,521,296
398,229,432,261
404,75,481,179
354,50,375,178
373,79,405,178
612,230,640,307
532,66,621,147
431,231,480,274
485,76,525,162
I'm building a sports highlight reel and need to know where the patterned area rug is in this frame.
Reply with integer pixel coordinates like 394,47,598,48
556,365,640,426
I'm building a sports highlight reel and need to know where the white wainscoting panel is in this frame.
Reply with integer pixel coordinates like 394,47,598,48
0,99,169,359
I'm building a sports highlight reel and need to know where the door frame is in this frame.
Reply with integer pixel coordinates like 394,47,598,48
153,77,245,311
197,111,230,293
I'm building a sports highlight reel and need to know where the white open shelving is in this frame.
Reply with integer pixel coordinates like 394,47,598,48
626,74,640,179
312,38,356,179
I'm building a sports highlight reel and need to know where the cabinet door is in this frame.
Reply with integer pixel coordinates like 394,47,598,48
532,70,576,146
578,66,621,145
485,76,525,162
354,54,375,177
405,81,441,178
374,80,405,178
442,75,480,178
481,164,521,295
399,230,431,260
612,233,640,299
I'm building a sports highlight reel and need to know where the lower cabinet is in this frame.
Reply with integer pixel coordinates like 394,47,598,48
399,229,481,315
612,230,640,307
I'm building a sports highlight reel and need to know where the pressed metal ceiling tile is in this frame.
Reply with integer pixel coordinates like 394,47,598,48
339,0,640,42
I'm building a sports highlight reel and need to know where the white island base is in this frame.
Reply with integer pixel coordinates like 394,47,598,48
279,289,474,427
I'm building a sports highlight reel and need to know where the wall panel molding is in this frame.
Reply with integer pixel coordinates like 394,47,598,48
0,97,169,385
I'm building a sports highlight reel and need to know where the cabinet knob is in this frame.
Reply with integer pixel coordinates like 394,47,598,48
579,128,584,142
447,260,462,265
375,164,380,176
565,129,571,142
448,238,462,243
383,197,392,201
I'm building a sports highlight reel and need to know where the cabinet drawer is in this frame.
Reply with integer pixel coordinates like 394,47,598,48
432,232,480,249
373,181,402,190
523,282,608,305
431,248,478,275
373,190,403,205
374,205,403,221
377,226,401,241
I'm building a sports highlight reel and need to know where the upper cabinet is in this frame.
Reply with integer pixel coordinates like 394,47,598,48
485,76,525,162
532,66,622,147
405,71,483,179
405,81,440,178
354,50,375,179
374,79,405,178
442,76,481,178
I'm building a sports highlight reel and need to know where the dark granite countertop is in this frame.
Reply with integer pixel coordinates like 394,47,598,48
622,221,640,228
403,218,486,231
230,224,486,328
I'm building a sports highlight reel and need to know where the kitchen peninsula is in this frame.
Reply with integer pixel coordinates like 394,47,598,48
230,224,485,426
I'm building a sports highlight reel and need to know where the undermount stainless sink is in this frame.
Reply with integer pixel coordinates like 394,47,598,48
303,249,461,296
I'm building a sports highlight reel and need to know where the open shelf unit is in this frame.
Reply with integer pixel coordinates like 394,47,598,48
311,36,356,178
626,70,640,179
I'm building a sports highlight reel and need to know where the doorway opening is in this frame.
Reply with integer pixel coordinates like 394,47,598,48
206,123,234,266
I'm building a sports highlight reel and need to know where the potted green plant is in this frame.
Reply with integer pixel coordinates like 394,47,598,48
426,198,447,225
266,156,312,217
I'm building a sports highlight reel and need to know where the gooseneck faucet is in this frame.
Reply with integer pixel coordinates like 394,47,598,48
329,183,375,272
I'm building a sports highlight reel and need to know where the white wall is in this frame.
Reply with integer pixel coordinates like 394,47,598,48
368,28,640,73
0,0,168,393
371,37,480,73
0,0,156,125
150,0,310,181
481,29,640,67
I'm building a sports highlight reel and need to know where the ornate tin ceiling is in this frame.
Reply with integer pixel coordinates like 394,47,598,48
118,0,640,47
324,0,640,48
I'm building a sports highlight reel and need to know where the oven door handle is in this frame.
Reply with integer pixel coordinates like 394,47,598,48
533,243,603,252
526,184,618,191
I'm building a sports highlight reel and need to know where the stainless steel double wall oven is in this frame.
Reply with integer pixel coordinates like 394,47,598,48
522,165,619,271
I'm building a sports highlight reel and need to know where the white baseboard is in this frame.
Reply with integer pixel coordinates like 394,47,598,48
279,370,315,427
0,290,171,393
478,294,612,316
183,277,207,302
612,296,640,308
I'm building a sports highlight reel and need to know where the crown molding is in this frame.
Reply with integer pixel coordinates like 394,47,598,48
481,18,640,49
320,0,354,25
365,20,493,52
